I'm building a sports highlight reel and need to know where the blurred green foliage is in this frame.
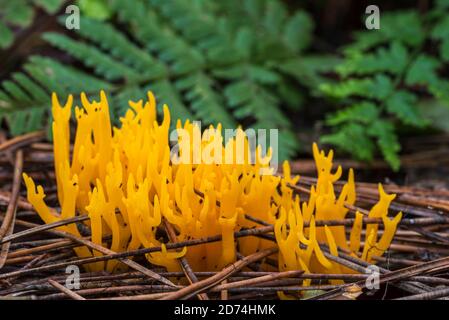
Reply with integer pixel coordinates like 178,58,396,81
77,0,112,21
0,0,338,161
1,0,449,168
0,0,65,48
321,2,449,170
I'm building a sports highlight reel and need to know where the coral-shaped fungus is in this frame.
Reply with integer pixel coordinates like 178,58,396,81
23,91,402,289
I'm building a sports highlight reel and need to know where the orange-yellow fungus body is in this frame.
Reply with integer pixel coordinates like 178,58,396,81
23,91,402,290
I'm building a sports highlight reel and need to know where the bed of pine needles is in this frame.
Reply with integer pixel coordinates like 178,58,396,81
1,131,449,300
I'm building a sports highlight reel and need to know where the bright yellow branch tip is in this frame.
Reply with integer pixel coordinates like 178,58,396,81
23,91,402,296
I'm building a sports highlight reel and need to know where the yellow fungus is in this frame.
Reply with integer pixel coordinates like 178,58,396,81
349,211,364,254
23,90,402,293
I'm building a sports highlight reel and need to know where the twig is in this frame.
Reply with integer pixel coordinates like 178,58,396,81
38,284,180,300
314,254,449,300
0,131,45,153
0,215,89,245
48,279,86,300
0,192,33,211
163,219,209,300
0,224,276,280
396,287,449,300
0,214,175,287
7,239,74,259
0,150,23,269
212,270,304,291
220,279,228,300
160,247,278,300
47,227,177,288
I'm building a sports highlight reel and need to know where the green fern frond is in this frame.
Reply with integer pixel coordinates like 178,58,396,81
0,0,65,49
0,56,112,135
320,8,449,170
345,11,425,52
178,72,236,128
1,0,338,161
337,42,409,77
71,17,167,78
42,33,143,82
321,123,376,163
